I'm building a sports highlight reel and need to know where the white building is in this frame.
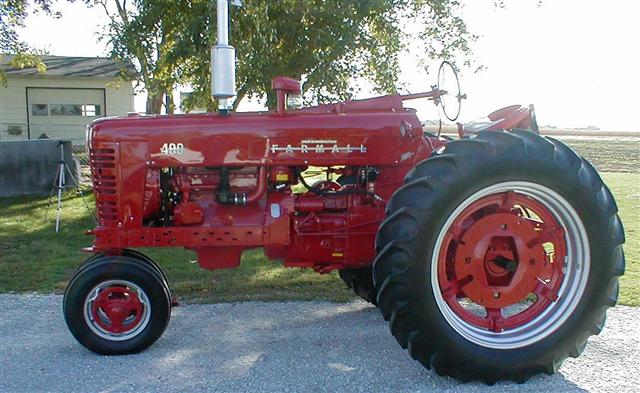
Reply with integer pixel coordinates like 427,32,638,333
0,55,137,143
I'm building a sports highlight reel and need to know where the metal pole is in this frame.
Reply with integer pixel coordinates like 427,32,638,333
212,0,240,113
217,0,229,45
55,143,65,233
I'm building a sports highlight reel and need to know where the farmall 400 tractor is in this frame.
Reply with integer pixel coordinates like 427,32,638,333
64,0,625,383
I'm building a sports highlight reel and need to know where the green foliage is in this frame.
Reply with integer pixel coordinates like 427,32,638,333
89,0,476,112
0,0,56,85
183,0,478,110
90,0,187,113
1,0,59,53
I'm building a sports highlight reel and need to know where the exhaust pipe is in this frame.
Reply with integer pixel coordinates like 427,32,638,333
212,0,241,114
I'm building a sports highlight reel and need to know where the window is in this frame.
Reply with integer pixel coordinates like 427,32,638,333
49,104,101,117
82,104,101,116
50,104,82,116
31,104,49,116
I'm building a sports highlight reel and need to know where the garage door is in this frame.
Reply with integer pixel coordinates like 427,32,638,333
27,88,105,142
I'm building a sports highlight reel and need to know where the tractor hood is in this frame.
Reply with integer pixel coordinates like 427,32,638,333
88,95,426,168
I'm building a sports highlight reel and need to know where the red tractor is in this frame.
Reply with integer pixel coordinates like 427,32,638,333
63,1,625,384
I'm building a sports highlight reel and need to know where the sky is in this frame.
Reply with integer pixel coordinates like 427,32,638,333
16,0,640,131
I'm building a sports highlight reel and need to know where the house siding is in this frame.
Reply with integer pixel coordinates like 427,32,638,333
0,75,134,142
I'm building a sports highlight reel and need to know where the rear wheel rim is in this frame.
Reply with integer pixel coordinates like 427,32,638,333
431,181,590,349
83,280,151,341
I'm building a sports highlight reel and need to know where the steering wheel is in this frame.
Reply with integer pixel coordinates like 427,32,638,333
437,61,464,122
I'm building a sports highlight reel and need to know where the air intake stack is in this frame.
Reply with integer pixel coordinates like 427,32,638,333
212,0,241,114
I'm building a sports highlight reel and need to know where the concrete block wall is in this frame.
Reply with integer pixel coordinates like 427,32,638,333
0,139,80,197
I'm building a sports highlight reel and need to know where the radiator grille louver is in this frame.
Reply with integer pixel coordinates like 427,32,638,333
89,145,120,226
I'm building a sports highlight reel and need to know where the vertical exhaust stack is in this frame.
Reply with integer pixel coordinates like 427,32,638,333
212,0,241,115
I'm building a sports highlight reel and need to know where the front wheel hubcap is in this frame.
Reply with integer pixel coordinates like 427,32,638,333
432,182,590,349
83,280,151,341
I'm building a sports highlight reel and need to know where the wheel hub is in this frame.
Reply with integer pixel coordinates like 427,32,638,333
83,279,151,340
454,213,547,309
92,287,144,334
436,186,573,337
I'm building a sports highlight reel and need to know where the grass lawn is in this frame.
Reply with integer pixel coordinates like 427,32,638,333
0,190,353,303
0,173,638,305
601,172,639,306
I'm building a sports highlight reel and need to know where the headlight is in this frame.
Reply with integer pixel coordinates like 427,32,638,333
286,94,303,110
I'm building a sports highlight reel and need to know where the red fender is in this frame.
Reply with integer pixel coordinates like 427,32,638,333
463,104,535,135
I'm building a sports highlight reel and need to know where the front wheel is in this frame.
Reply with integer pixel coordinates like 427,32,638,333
63,255,171,355
373,130,625,383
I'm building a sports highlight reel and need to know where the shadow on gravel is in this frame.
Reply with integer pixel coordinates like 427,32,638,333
1,295,618,392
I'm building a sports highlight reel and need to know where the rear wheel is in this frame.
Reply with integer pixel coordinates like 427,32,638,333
338,267,378,305
374,130,625,383
63,255,171,355
337,174,378,305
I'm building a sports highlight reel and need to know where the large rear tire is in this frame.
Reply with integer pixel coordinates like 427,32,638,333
337,174,378,305
373,130,625,383
339,267,378,305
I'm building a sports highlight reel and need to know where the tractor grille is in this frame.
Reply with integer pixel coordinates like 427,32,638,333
89,144,120,226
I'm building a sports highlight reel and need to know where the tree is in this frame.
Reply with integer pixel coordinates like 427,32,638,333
181,0,477,111
90,0,190,114
89,0,476,113
0,0,57,85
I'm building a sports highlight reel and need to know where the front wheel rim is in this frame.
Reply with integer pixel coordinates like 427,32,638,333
431,181,590,349
83,280,151,341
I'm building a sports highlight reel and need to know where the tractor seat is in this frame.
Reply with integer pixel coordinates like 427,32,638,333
463,118,497,134
463,105,530,134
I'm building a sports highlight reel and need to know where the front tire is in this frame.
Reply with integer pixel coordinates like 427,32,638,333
373,130,625,383
63,255,172,355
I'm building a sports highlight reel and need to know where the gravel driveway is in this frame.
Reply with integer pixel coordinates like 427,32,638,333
0,294,638,392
